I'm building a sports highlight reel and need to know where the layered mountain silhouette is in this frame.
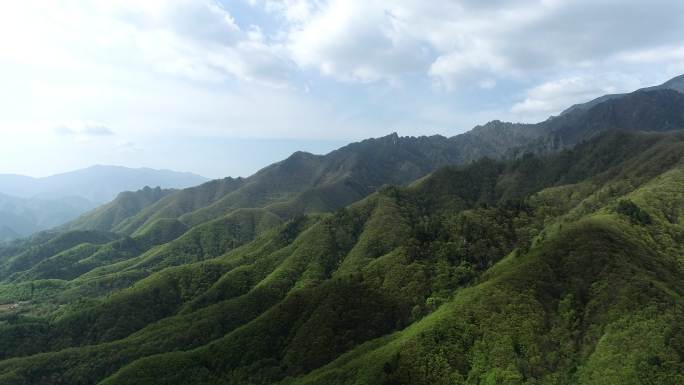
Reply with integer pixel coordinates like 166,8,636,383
68,76,684,238
0,166,208,241
0,165,208,203
0,193,96,241
0,75,682,385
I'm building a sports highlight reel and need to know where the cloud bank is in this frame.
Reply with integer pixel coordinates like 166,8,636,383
1,0,683,176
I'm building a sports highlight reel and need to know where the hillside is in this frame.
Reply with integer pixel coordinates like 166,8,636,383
3,1,684,383
66,77,684,241
67,134,486,236
539,89,684,149
64,186,173,233
0,194,96,241
475,88,684,155
0,76,683,384
0,129,681,384
0,167,208,241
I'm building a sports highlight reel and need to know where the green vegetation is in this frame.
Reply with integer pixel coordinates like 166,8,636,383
616,199,653,225
0,128,680,384
65,186,172,232
3,86,684,384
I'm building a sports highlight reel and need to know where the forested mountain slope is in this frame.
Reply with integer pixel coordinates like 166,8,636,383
66,77,684,243
67,134,485,236
0,167,208,241
0,76,683,385
63,186,172,233
0,129,681,385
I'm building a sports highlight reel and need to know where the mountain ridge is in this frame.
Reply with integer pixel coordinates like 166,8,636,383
561,73,684,115
0,129,682,384
0,75,683,385
0,166,209,241
65,75,684,239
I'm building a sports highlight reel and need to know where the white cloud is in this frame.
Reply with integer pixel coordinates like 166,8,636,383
285,0,431,83
428,49,511,91
0,0,360,179
2,0,684,177
613,45,684,79
56,122,115,137
478,79,497,90
510,74,643,121
260,0,320,23
0,0,291,86
118,0,294,85
256,0,684,92
5,0,683,97
113,141,143,154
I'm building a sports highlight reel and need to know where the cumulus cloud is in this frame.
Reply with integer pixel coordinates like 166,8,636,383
55,123,116,137
0,0,293,86
284,1,432,83
256,0,684,91
109,0,294,85
114,141,143,154
510,74,644,121
259,0,319,23
3,0,684,178
6,0,683,95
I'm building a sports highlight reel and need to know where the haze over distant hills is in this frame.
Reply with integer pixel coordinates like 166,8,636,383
0,194,96,241
0,166,208,241
0,165,208,203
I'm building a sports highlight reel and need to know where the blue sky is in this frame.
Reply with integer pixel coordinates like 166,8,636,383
1,0,683,178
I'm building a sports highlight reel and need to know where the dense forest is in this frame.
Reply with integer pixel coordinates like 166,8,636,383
0,85,683,384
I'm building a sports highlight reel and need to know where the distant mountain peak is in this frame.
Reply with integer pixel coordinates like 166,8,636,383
373,132,401,145
558,73,684,117
473,120,511,130
653,73,684,93
0,166,209,204
288,150,316,158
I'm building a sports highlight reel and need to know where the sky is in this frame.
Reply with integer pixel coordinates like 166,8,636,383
1,0,683,179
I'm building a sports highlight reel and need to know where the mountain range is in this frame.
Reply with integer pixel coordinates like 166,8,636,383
0,166,208,241
65,76,684,238
0,194,96,242
0,75,682,385
0,165,208,203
